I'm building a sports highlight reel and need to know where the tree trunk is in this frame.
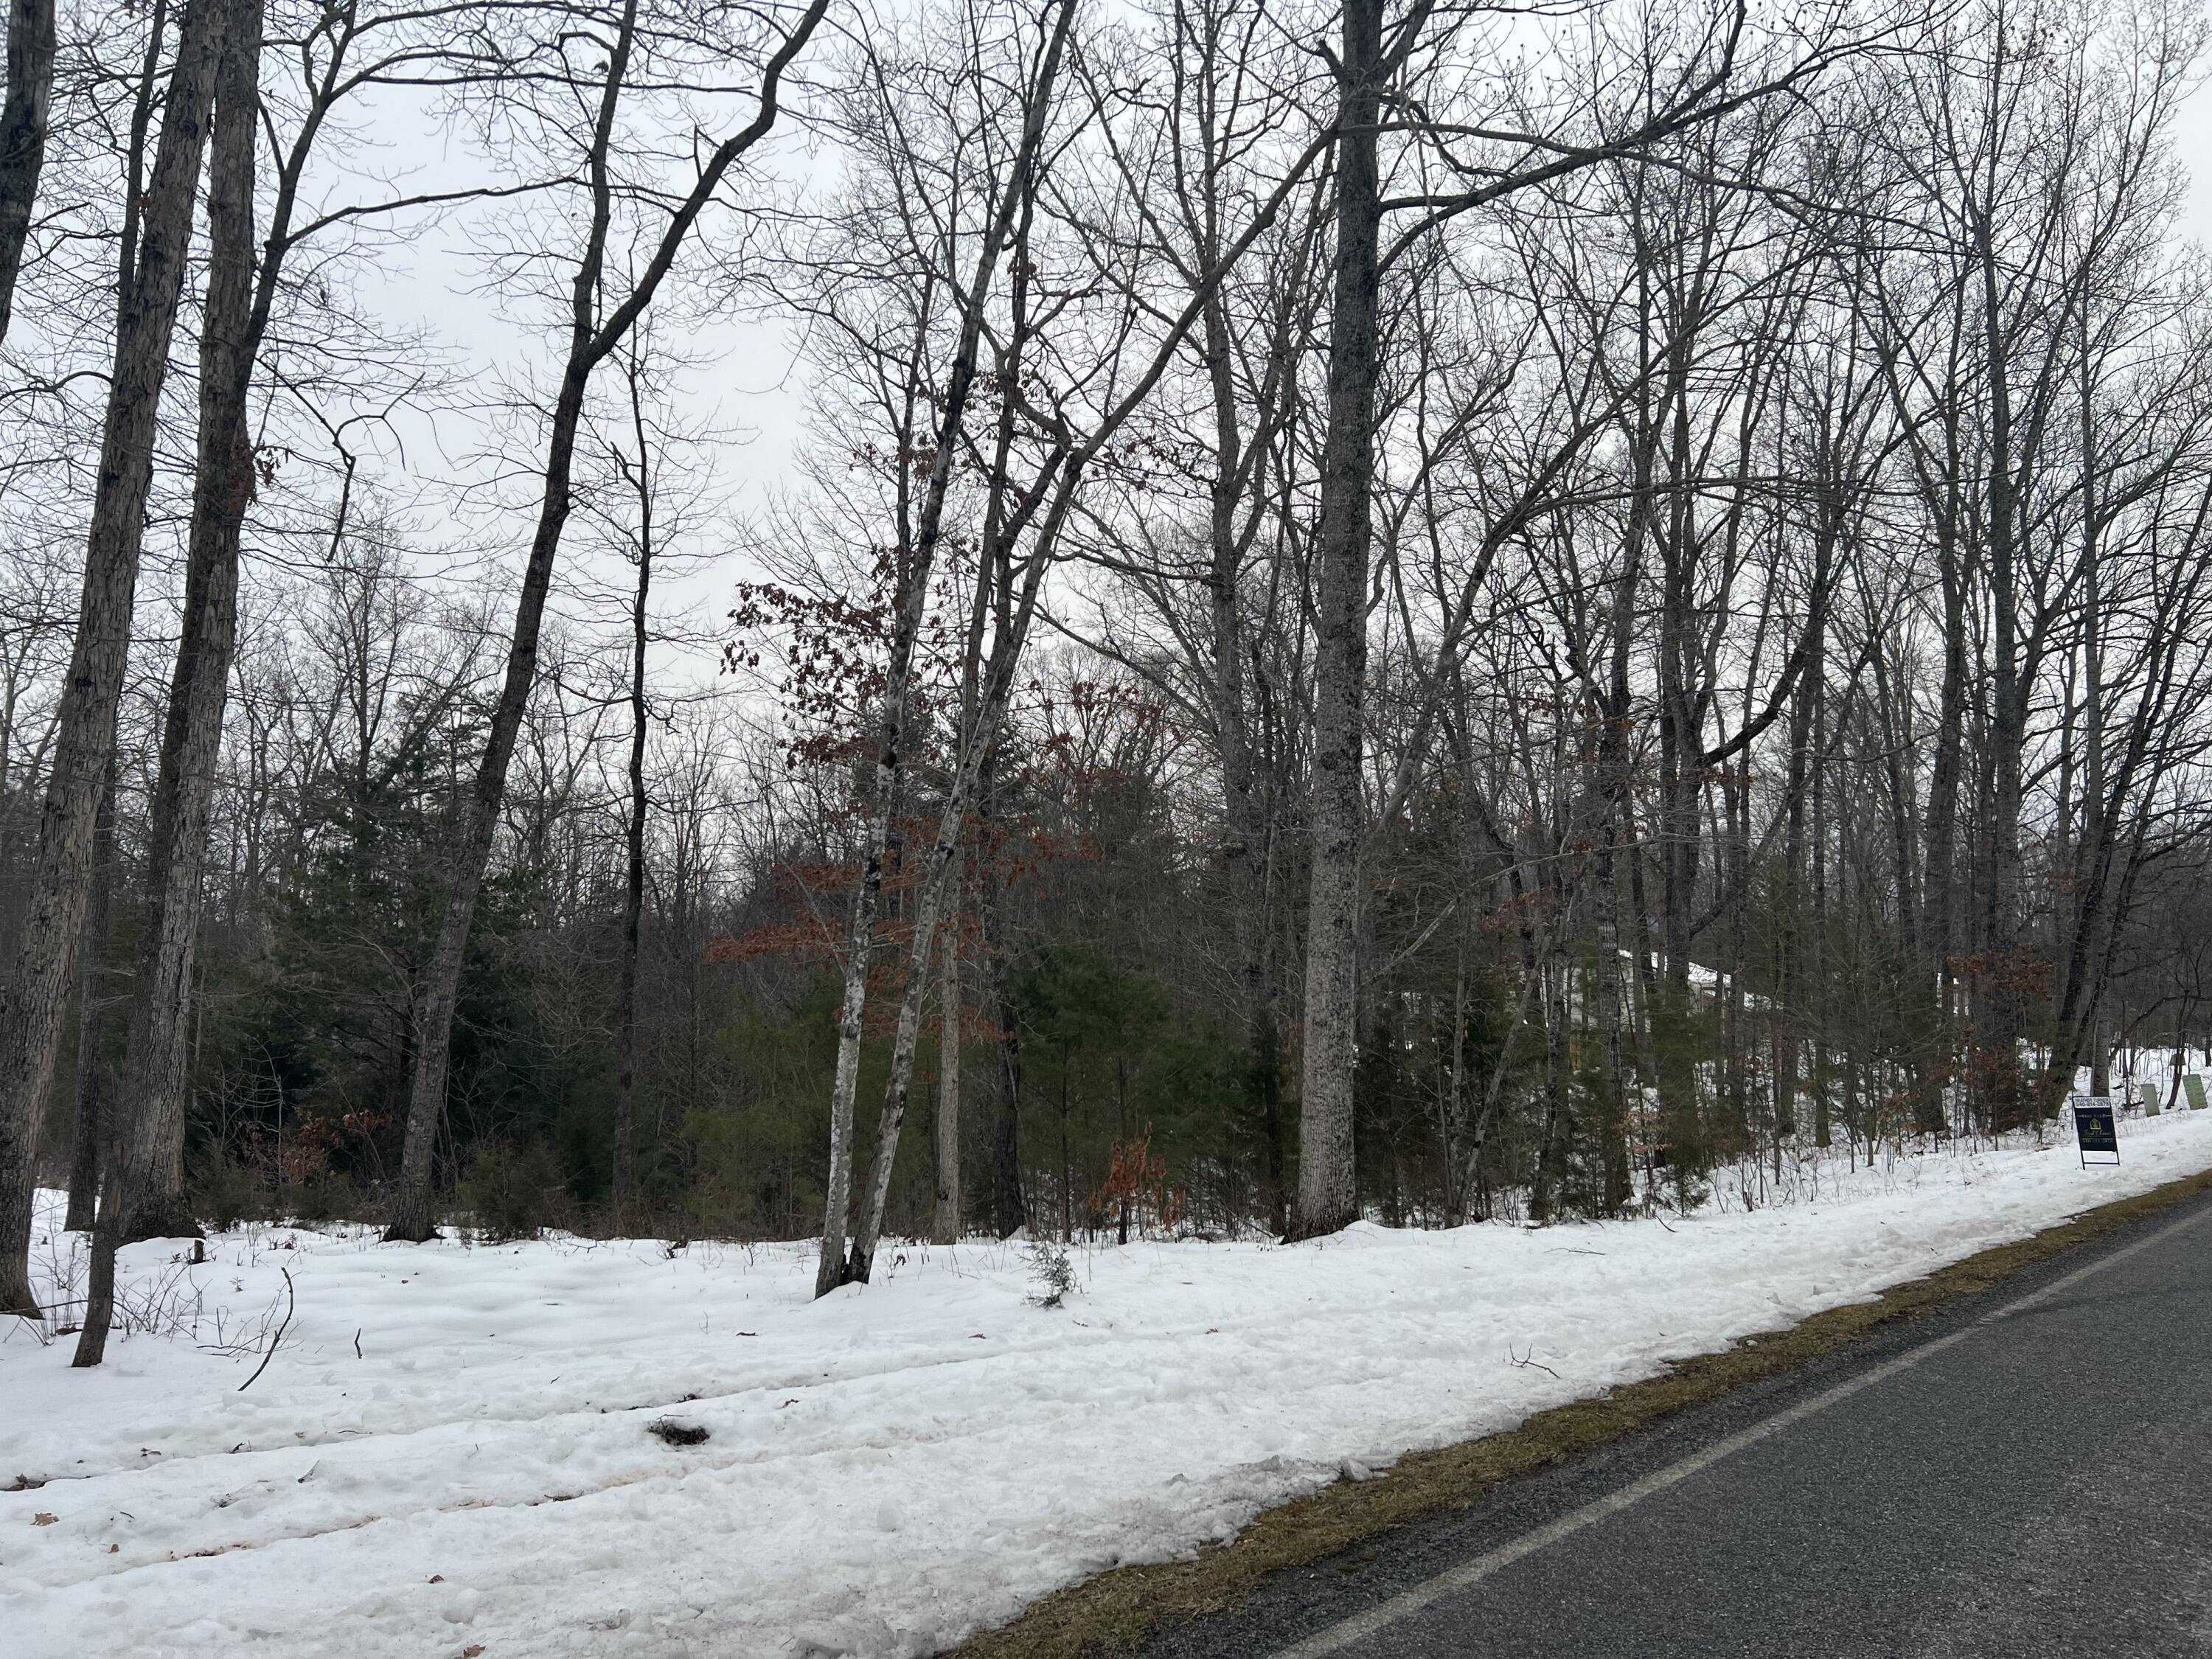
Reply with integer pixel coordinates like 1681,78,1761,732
1976,206,2028,1134
111,0,265,1253
813,0,1071,1295
846,822,959,1278
1527,960,1568,1225
984,762,1026,1240
1775,597,1820,1141
387,0,824,1243
0,0,226,1320
1288,0,1384,1243
0,0,56,344
2045,321,2112,1107
64,757,121,1233
1200,244,1288,1236
74,0,262,1367
931,863,961,1245
1593,826,1635,1214
843,477,1070,1282
385,357,591,1242
1922,517,1966,1121
612,366,655,1222
1810,662,1834,1150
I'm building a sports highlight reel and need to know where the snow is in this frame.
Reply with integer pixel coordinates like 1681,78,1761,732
8,1105,2212,1659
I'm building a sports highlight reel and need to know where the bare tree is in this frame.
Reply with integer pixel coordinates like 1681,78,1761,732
609,344,658,1217
0,0,227,1319
72,0,268,1366
383,0,828,1240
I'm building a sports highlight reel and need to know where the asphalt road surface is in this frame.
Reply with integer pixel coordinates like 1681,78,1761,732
1141,1190,2212,1659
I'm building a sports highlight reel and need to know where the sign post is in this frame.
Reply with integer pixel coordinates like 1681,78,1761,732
2071,1096,2120,1169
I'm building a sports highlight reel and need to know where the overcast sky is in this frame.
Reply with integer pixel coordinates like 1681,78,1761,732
317,42,2212,709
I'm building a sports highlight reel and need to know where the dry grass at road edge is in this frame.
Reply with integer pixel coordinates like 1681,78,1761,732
953,1163,2212,1659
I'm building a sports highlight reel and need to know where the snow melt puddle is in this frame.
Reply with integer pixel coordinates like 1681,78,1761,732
6,1107,2212,1658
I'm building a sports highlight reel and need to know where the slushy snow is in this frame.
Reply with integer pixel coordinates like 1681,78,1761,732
6,1105,2211,1658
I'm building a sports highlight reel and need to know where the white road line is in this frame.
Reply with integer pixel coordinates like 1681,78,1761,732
1272,1200,2212,1659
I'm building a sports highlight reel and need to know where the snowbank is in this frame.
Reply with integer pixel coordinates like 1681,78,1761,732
7,1107,2212,1659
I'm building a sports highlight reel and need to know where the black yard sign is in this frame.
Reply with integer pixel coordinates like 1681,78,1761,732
2072,1098,2120,1168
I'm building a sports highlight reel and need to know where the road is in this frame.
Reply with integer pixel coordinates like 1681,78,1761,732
1141,1190,2212,1659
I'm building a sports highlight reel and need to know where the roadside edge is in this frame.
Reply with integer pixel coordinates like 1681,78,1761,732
953,1161,2212,1659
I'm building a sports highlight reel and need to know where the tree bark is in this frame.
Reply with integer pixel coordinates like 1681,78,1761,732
0,0,226,1320
1210,400,1288,1237
983,758,1026,1240
1774,589,1821,1141
931,861,961,1245
111,0,265,1253
843,467,1071,1283
74,0,262,1368
1288,0,1385,1242
0,0,55,344
1971,136,2030,1133
813,0,1072,1295
612,361,655,1222
63,757,121,1233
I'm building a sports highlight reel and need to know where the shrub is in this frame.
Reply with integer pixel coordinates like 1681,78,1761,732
457,1141,566,1242
1026,1239,1076,1308
282,1171,359,1226
191,1150,262,1234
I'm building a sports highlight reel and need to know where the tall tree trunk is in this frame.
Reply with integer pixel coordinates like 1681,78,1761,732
843,476,1070,1283
74,0,262,1367
1589,396,1655,1214
813,0,1071,1295
110,0,265,1253
1288,0,1384,1242
0,0,226,1320
0,0,56,344
386,347,597,1242
386,542,573,1239
63,757,121,1233
983,757,1026,1240
1775,599,1821,1142
386,0,824,1244
1592,824,1635,1214
931,858,961,1245
1212,476,1284,1234
1974,184,2028,1133
1200,246,1289,1235
611,363,655,1222
1922,517,1966,1121
2047,322,2111,1105
1527,957,1569,1225
1810,674,1832,1150
848,828,956,1276
1720,766,1751,1155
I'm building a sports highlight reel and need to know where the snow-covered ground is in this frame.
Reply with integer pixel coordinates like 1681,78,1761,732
7,1106,2212,1659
